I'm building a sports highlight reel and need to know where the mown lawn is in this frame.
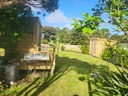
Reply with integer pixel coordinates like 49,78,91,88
0,51,118,96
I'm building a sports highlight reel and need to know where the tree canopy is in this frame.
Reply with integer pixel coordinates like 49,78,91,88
42,26,57,41
0,0,59,48
72,0,128,43
93,0,128,41
0,4,34,48
92,28,110,39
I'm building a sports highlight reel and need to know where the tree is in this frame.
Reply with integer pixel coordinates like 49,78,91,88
70,32,89,45
0,0,59,13
0,0,59,48
0,4,34,48
93,0,128,42
92,28,110,39
42,26,57,41
54,27,61,33
111,34,128,43
58,27,71,43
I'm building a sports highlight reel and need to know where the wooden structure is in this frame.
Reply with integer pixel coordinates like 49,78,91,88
21,45,56,75
89,38,116,57
17,17,42,58
5,17,42,59
5,17,56,75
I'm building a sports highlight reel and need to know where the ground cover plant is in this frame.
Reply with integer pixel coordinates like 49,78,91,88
91,66,128,96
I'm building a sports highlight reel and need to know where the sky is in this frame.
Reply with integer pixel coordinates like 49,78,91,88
32,0,99,29
31,0,125,35
32,0,114,31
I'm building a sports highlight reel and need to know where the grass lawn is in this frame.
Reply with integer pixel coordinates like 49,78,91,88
0,48,5,56
0,51,118,96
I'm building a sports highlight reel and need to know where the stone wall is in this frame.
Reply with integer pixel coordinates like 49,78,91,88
62,44,82,53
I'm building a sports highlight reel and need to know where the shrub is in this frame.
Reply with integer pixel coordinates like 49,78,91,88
101,44,128,68
101,45,114,61
61,45,65,51
80,45,89,54
41,39,48,44
114,44,128,67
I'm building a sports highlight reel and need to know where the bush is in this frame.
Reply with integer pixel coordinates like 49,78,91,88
113,45,128,67
80,45,89,54
61,45,65,51
101,44,128,68
101,45,114,61
41,39,48,44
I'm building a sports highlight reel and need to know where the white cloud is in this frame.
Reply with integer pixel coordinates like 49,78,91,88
43,10,81,29
45,10,68,23
63,19,74,29
64,24,74,30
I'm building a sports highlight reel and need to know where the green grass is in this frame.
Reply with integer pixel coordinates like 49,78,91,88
0,48,5,56
0,51,118,96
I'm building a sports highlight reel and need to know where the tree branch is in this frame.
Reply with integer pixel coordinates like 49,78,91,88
24,0,42,8
0,0,20,9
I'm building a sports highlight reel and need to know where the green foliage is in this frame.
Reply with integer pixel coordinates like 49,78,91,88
0,48,5,56
42,26,57,41
101,44,114,61
111,34,128,43
45,27,90,45
1,0,59,13
101,43,128,68
92,67,128,96
112,44,128,68
70,32,89,45
111,34,122,41
57,27,71,43
100,28,109,33
41,39,48,44
93,0,128,41
61,45,65,51
0,4,33,48
80,45,89,54
92,28,110,39
72,13,103,35
0,0,59,48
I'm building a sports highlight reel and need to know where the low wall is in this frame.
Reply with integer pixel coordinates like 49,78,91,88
62,45,82,53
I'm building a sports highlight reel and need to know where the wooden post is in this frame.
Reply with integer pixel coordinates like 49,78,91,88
50,52,56,76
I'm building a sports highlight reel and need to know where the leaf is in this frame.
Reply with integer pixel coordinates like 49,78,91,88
96,89,111,95
72,18,79,24
82,27,94,35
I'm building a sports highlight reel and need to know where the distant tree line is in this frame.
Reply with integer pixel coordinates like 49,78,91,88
42,26,128,45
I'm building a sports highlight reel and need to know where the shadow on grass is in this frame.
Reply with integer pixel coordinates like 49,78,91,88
7,54,110,96
88,78,93,96
31,55,110,96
